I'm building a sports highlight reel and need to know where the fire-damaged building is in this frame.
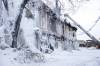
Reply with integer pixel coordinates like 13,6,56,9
21,0,78,53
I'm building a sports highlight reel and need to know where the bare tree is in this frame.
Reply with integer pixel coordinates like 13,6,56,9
12,0,29,48
62,0,90,13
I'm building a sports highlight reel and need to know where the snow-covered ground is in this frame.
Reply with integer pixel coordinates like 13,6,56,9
0,48,100,66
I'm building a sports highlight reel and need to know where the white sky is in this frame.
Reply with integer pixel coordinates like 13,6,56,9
71,0,100,40
42,0,100,40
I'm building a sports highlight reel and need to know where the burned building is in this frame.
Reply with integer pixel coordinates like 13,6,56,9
20,0,78,53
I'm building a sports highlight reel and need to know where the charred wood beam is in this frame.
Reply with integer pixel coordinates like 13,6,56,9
2,0,8,11
64,19,77,31
11,0,29,48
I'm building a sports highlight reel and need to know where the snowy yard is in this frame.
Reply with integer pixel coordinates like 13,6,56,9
0,48,100,66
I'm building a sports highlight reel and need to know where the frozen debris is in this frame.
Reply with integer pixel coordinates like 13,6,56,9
0,43,9,50
16,49,45,63
1,48,100,66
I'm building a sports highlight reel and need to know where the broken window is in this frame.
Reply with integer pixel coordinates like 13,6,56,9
50,14,57,33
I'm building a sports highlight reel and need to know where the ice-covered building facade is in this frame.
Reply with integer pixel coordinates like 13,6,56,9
0,0,78,53
24,0,78,53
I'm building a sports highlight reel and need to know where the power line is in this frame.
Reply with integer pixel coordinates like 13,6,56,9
78,16,100,35
56,0,100,36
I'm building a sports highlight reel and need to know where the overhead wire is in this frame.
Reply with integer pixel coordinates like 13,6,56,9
78,16,100,35
55,0,100,36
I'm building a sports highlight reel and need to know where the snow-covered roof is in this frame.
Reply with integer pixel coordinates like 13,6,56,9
41,1,77,31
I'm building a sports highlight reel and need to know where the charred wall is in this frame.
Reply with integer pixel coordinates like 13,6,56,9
22,0,78,53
